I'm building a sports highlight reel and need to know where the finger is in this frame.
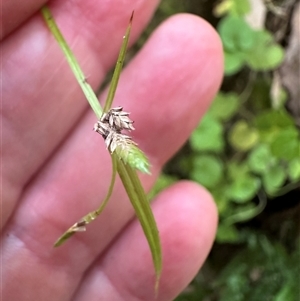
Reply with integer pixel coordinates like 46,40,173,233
73,182,218,301
1,0,46,39
1,14,223,301
2,0,159,226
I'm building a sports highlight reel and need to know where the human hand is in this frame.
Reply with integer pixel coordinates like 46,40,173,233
2,1,223,300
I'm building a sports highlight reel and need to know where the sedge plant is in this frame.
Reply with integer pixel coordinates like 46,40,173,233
41,6,162,292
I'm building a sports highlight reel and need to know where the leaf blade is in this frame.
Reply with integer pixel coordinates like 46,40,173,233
103,12,134,112
40,6,103,118
117,161,162,293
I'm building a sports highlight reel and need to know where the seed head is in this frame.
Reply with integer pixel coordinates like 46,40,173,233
105,131,137,154
94,107,137,154
93,121,111,138
101,106,135,132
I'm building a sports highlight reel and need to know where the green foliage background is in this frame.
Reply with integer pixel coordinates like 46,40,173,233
144,0,300,300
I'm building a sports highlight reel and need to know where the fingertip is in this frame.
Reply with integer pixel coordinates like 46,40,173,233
155,180,218,261
159,12,223,56
147,12,224,91
150,180,218,300
117,180,218,300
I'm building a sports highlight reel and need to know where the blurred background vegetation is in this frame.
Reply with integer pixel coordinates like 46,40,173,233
141,0,300,300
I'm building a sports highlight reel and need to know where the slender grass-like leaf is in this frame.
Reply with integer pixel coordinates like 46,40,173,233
103,12,133,112
118,162,162,291
40,6,102,118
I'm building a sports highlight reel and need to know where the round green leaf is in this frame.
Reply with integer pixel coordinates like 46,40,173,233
191,155,224,188
224,51,245,75
227,161,249,180
214,0,250,17
218,15,255,52
247,44,284,71
254,109,294,130
263,165,286,194
216,223,240,243
229,120,259,151
270,128,300,160
213,0,233,17
248,144,275,174
209,92,240,121
228,174,260,203
190,114,224,152
288,158,300,181
231,0,251,16
245,30,284,71
212,186,231,214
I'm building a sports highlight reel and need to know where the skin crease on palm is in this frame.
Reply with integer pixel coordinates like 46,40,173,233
1,0,223,300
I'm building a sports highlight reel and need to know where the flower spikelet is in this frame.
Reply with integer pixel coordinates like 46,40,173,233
93,106,150,173
94,107,136,154
100,106,135,132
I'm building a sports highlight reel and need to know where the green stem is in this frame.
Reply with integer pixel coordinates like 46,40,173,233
40,6,102,118
224,191,267,225
95,153,118,215
54,154,118,247
268,181,300,197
